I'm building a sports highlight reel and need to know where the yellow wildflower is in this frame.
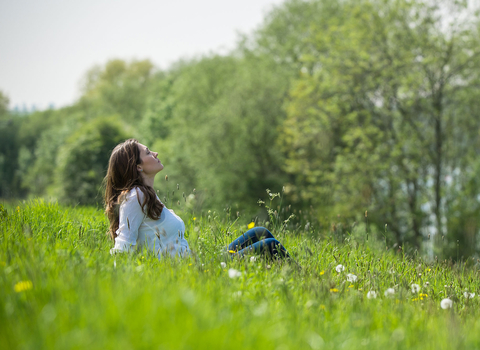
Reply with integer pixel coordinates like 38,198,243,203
348,285,354,288
16,206,20,212
319,270,325,275
193,217,196,221
330,288,339,293
228,250,236,254
247,222,255,229
14,281,32,293
320,305,326,310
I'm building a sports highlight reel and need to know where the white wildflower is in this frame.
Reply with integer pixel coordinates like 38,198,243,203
367,291,377,299
250,256,257,263
411,284,420,293
220,262,226,268
384,288,395,297
336,264,345,273
228,268,242,278
346,273,357,282
464,292,475,299
441,298,453,309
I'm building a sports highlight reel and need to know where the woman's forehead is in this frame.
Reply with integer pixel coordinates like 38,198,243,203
137,143,149,152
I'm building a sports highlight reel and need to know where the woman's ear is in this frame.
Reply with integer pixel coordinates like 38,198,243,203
137,166,143,172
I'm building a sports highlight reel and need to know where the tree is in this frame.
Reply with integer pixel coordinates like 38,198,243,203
55,117,127,206
0,91,22,198
139,53,291,209
79,59,155,123
278,0,480,253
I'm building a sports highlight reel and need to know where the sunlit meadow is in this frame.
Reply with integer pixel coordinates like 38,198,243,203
2,194,480,350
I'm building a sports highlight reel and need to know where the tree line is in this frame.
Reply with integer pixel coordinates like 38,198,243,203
1,0,479,260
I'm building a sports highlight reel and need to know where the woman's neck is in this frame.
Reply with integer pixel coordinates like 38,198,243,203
141,174,155,188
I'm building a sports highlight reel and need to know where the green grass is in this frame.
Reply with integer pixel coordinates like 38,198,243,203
1,199,480,349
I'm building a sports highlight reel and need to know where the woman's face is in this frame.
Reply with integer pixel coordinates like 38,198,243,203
137,143,164,176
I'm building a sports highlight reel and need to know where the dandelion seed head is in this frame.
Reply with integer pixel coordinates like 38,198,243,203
464,292,475,299
228,269,242,278
411,284,420,293
441,298,453,309
250,256,257,263
220,262,226,268
336,264,345,273
367,291,377,299
384,288,395,296
346,273,357,282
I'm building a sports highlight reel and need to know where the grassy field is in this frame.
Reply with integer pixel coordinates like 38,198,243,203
1,199,480,349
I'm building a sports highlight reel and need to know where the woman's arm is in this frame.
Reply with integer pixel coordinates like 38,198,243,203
111,188,146,253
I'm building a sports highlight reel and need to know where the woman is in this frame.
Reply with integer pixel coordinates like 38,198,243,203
104,139,290,260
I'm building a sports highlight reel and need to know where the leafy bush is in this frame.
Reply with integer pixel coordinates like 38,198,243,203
55,116,127,206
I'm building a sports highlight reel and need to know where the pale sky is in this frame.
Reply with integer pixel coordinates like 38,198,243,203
0,0,285,110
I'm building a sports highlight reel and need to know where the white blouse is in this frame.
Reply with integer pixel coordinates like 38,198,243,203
111,187,190,259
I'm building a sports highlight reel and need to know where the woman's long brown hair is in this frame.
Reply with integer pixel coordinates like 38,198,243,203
104,138,164,240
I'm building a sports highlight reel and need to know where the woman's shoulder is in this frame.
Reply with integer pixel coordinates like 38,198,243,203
130,186,147,197
121,187,146,204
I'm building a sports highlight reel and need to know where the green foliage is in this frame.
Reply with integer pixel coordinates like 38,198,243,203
278,0,480,255
3,201,480,349
55,117,127,206
19,108,87,197
80,59,156,123
0,91,22,198
144,54,290,209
